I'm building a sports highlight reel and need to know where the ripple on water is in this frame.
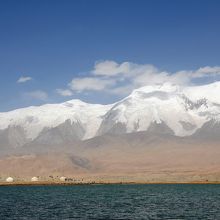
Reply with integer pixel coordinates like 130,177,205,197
0,184,219,219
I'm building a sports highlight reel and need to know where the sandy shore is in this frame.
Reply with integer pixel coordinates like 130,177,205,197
0,180,220,186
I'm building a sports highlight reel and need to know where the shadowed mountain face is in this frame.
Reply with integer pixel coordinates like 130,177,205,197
192,120,220,140
0,126,28,149
145,121,174,135
0,120,86,151
32,120,85,146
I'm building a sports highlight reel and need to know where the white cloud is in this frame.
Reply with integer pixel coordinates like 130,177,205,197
24,90,48,101
56,89,73,97
91,61,193,95
191,66,220,78
69,77,115,92
60,60,220,98
93,60,131,76
133,69,191,87
17,76,32,83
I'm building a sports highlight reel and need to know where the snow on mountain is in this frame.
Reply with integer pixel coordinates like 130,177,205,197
98,82,214,137
1,82,220,148
0,99,112,141
184,82,220,104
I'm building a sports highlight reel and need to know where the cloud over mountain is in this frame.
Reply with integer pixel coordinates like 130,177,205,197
63,61,220,97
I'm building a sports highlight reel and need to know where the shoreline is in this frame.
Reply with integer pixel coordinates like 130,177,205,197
0,181,220,186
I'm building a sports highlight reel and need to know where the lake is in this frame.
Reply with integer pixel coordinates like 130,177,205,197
0,184,219,219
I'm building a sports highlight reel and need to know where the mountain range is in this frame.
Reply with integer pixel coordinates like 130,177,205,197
0,82,220,182
1,82,220,149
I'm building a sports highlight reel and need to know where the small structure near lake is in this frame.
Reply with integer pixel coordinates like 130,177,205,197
60,176,67,182
31,177,39,182
6,177,14,182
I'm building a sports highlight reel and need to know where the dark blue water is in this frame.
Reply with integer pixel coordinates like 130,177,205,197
0,184,219,220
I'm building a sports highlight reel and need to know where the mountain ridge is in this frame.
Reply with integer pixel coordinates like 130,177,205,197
1,82,220,149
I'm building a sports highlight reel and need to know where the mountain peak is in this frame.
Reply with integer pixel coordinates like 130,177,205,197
63,99,89,107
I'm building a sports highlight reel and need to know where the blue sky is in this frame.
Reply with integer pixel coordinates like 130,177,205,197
0,0,220,111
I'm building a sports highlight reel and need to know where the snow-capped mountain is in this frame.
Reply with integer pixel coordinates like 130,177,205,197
0,99,112,147
1,82,220,148
98,82,220,137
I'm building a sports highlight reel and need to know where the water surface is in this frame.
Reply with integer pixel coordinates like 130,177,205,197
0,184,219,219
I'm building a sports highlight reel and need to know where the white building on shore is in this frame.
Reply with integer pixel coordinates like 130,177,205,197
6,177,14,182
60,176,67,181
31,177,39,182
